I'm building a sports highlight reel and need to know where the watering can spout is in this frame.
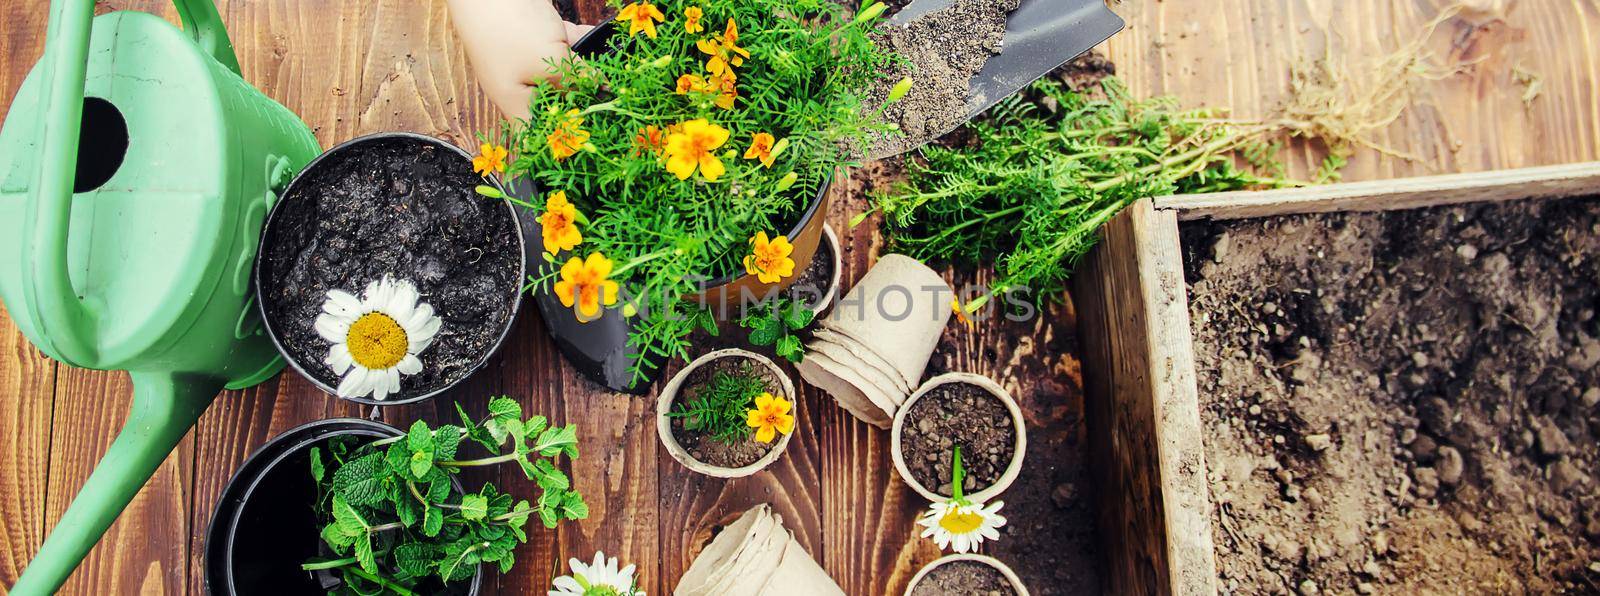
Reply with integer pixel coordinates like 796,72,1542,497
8,372,218,596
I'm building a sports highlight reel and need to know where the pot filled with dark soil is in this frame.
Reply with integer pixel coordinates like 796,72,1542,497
892,372,1027,503
904,554,1029,596
204,419,481,596
1183,196,1600,594
657,348,798,478
256,133,526,405
786,223,842,314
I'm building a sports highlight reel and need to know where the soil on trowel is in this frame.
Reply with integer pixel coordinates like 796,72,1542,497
260,136,521,399
669,357,783,468
900,381,1017,497
785,234,836,310
861,0,1021,157
910,560,1018,596
1183,197,1600,594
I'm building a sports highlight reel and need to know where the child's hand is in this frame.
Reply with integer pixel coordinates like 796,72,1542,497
446,0,596,119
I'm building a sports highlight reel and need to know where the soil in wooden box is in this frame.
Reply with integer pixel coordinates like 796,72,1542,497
669,358,783,468
1181,197,1600,594
261,137,520,397
911,561,1018,596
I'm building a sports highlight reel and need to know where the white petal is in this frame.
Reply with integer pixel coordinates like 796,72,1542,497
388,368,403,395
314,314,350,344
567,558,588,577
364,277,393,311
325,344,353,375
385,281,419,325
550,576,584,594
397,354,423,375
324,289,363,317
409,315,442,353
336,367,372,398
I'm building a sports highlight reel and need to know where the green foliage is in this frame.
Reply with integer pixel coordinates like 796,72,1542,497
874,78,1299,310
666,362,767,445
303,398,587,595
739,297,813,362
499,0,897,389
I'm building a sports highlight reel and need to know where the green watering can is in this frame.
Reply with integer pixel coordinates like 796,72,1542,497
0,0,320,592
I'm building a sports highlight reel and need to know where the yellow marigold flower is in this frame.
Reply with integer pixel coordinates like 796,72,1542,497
540,190,583,254
472,143,508,176
547,109,590,161
633,125,667,156
617,2,666,39
745,392,795,443
675,73,704,95
744,133,777,168
554,252,619,322
663,119,730,181
697,18,750,76
951,298,974,328
710,69,738,110
684,5,705,34
743,231,795,283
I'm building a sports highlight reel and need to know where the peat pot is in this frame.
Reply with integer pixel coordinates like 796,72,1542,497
891,372,1028,503
657,348,798,478
256,133,529,405
203,418,482,595
903,554,1029,596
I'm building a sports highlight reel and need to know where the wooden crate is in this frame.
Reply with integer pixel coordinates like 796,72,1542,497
1071,161,1600,595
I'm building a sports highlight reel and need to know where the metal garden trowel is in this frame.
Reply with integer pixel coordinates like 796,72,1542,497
867,0,1124,160
0,0,320,592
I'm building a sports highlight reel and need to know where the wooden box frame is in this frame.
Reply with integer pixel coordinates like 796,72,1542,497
1072,161,1600,595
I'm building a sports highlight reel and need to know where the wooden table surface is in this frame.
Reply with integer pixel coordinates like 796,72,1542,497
2,1,1597,594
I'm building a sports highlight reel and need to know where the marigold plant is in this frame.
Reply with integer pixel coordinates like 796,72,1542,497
495,0,897,387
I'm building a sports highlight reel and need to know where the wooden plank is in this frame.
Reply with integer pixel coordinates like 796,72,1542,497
0,305,55,588
1102,0,1600,180
1073,199,1215,596
1156,161,1600,221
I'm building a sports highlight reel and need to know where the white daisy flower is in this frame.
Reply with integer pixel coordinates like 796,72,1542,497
549,551,644,596
314,276,441,401
917,499,1006,553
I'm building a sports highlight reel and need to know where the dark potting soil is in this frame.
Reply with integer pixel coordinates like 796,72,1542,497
901,382,1017,497
910,561,1018,596
785,233,835,310
862,0,1021,158
260,136,520,399
669,357,783,468
1183,196,1600,594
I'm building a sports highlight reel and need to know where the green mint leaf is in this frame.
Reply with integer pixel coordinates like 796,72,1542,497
424,507,444,537
393,543,433,579
534,424,580,458
427,477,451,503
461,494,488,521
331,453,386,507
784,302,814,329
531,459,570,491
523,415,549,440
497,553,515,574
385,444,409,476
434,425,463,461
538,507,559,529
776,335,803,362
332,495,368,537
561,491,590,520
320,522,356,551
410,450,434,479
489,396,522,423
408,420,435,452
354,533,376,574
396,492,419,527
748,318,781,346
309,447,325,483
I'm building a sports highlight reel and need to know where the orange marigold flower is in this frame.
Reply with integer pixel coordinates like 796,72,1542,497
684,5,705,34
697,18,750,76
711,69,738,110
744,133,777,168
743,231,795,284
617,2,666,38
745,393,796,443
547,109,589,161
472,143,508,176
675,73,705,95
663,119,730,181
540,190,583,254
951,298,974,328
554,252,619,322
633,125,667,156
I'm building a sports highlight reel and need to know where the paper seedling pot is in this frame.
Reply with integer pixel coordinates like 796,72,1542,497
903,554,1030,596
806,338,908,402
807,349,901,418
676,504,844,596
797,355,893,428
812,327,914,393
754,533,846,596
657,349,797,478
892,372,1028,504
820,254,952,387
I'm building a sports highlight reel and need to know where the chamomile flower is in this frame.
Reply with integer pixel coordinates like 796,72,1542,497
916,499,1006,553
315,276,441,400
549,551,644,596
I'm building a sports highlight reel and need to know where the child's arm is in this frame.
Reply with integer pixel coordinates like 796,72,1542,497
446,0,594,119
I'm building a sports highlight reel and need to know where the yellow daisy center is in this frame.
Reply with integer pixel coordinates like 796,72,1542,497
938,509,984,534
346,312,409,370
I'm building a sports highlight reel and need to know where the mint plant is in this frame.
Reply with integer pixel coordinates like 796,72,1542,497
303,397,587,594
739,297,813,363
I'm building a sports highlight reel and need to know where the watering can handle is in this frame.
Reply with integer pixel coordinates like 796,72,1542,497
9,372,219,595
25,0,242,365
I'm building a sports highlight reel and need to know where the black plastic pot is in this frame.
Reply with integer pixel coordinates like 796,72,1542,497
525,22,835,394
255,132,531,406
203,419,482,595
